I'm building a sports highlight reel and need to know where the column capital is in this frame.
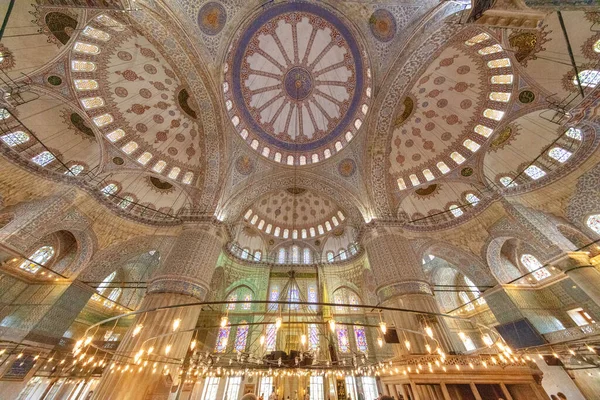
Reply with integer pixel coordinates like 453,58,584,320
552,251,594,273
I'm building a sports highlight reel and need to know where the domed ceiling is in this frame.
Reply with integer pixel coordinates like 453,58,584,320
223,2,372,165
242,187,347,239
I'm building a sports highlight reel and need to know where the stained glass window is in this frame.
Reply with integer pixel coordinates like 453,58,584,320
81,97,104,109
325,221,332,231
265,324,277,351
354,326,368,353
449,205,463,218
336,326,350,353
1,131,29,146
465,193,480,206
0,108,10,120
450,152,466,164
95,14,124,31
288,287,299,310
101,183,118,196
71,60,96,72
465,277,485,305
483,109,505,121
304,248,312,263
82,26,110,41
326,251,334,263
106,129,125,142
137,152,153,165
168,167,180,179
489,92,511,102
587,214,600,234
524,165,546,180
309,323,319,350
594,39,600,53
478,44,503,55
520,254,551,281
74,79,98,91
291,246,300,264
318,225,324,235
225,377,242,400
349,295,359,311
334,294,344,313
465,32,490,46
93,113,113,127
339,250,347,260
118,195,134,209
227,293,237,311
491,75,513,85
74,42,100,54
269,287,279,311
423,169,435,181
474,125,493,138
19,246,54,273
153,160,167,173
242,294,252,310
32,151,55,166
397,178,406,190
121,141,138,154
437,161,450,174
487,58,511,68
308,286,318,311
409,174,420,186
301,229,307,238
548,147,572,163
499,176,517,188
274,227,280,237
278,248,286,263
215,326,231,352
254,250,262,261
565,128,582,141
235,323,249,351
574,70,600,88
182,172,194,185
463,139,481,152
309,227,316,237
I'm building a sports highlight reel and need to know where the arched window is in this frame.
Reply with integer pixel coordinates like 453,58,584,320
450,152,466,164
459,291,475,311
235,323,249,351
565,128,582,141
423,169,435,181
587,214,600,235
303,248,312,264
118,195,134,209
499,176,517,188
449,205,463,218
463,139,481,152
65,164,84,176
339,249,347,261
437,161,450,174
269,287,279,311
354,326,368,353
336,326,350,353
326,251,334,263
106,288,121,303
32,151,55,166
288,287,299,310
465,193,480,206
594,39,600,53
182,172,194,185
465,32,490,46
121,141,138,154
106,129,125,142
309,324,319,350
265,324,277,351
97,271,116,295
574,70,600,88
524,165,546,180
101,183,119,196
465,276,486,305
215,326,231,353
474,125,493,137
242,294,252,310
291,246,300,264
548,147,572,163
278,248,286,264
227,293,238,311
19,246,54,273
168,167,180,180
1,131,29,146
241,248,250,259
520,254,551,281
254,250,262,261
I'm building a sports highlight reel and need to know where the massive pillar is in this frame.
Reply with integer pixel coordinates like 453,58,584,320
554,252,600,307
92,220,227,400
363,225,457,355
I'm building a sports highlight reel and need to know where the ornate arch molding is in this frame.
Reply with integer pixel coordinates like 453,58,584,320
331,284,364,303
219,172,369,226
116,5,225,211
78,235,176,282
566,161,600,238
224,283,257,299
365,18,472,218
416,240,496,287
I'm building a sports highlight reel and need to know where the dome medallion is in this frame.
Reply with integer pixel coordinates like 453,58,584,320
224,2,372,165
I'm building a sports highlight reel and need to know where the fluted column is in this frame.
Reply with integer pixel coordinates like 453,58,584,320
92,220,227,400
554,252,600,307
364,225,456,355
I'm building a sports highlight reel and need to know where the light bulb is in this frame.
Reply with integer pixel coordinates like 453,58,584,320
132,324,143,337
260,335,265,345
172,319,181,331
425,344,431,354
328,319,336,332
377,337,383,348
275,317,282,329
221,316,228,327
84,336,93,346
404,340,411,351
165,344,172,355
190,340,197,350
301,334,307,345
424,326,434,338
147,347,154,355
379,321,387,334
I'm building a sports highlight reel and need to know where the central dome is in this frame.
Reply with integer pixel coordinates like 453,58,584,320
224,1,371,165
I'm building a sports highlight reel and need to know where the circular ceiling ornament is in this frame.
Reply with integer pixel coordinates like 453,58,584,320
224,1,372,165
235,155,255,175
369,9,397,42
197,2,227,36
338,158,356,177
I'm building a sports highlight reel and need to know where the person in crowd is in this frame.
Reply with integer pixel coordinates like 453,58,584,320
241,394,258,400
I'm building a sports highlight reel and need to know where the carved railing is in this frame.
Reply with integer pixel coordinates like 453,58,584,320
543,323,600,343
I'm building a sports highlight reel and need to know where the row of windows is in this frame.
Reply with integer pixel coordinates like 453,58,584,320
233,243,359,264
70,23,194,186
447,192,482,219
325,245,359,263
243,209,346,238
499,128,581,188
